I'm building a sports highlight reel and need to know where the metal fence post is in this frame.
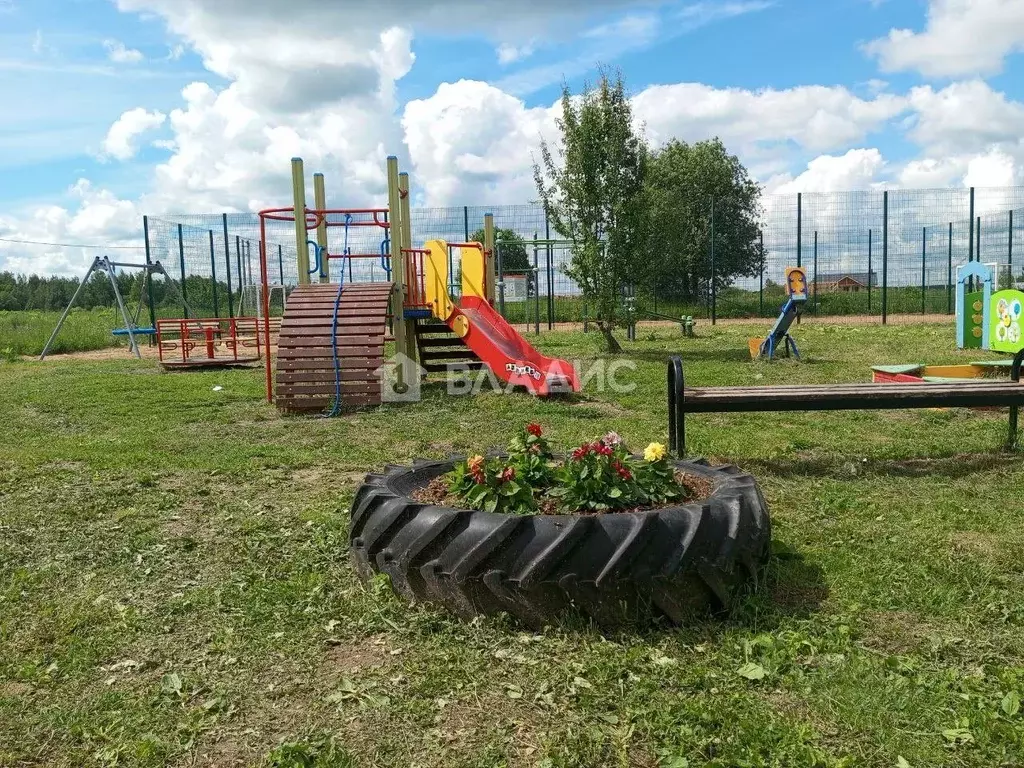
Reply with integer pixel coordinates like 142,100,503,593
922,226,927,315
813,231,818,314
235,236,243,312
463,206,470,242
1009,210,1014,278
278,244,284,286
947,222,953,314
177,223,189,318
867,228,873,314
882,191,888,325
709,196,716,325
496,242,505,317
533,233,540,334
977,216,982,262
796,192,802,268
209,230,219,318
759,229,764,316
968,187,975,262
221,214,234,318
545,211,554,329
143,215,157,331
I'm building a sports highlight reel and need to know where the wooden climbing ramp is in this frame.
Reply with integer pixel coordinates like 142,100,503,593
274,282,394,413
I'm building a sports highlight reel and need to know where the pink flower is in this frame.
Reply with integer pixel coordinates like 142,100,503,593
500,466,516,483
602,431,622,447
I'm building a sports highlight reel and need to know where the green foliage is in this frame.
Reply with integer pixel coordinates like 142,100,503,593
448,454,537,515
447,426,679,514
265,734,355,767
534,68,649,351
647,138,763,302
470,227,531,276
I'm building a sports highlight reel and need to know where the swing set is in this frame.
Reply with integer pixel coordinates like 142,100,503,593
39,256,184,360
40,255,262,368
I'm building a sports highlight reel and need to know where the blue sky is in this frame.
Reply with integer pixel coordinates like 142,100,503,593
1,0,1024,274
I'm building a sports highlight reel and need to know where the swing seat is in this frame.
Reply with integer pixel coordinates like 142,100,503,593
112,327,157,336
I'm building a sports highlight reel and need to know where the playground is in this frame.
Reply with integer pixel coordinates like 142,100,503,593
1,154,1023,766
2,316,1024,767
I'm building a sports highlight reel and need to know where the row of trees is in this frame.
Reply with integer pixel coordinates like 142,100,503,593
0,270,215,314
535,68,762,351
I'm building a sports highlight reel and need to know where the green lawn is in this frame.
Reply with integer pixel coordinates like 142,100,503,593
1,321,1023,767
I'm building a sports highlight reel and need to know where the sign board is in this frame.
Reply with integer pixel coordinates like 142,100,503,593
503,274,528,303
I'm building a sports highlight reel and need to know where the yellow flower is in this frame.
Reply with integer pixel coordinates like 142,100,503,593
644,442,667,462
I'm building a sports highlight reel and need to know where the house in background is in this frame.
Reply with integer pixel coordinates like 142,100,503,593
813,271,877,293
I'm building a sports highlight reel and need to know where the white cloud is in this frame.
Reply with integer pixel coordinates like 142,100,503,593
104,39,145,64
864,0,1024,77
962,147,1023,188
906,80,1024,155
767,149,888,193
101,107,167,161
497,42,536,65
0,180,143,277
635,83,907,153
403,80,560,206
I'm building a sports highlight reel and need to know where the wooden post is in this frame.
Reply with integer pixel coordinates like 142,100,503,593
398,170,418,366
385,156,410,391
291,157,309,284
313,172,328,283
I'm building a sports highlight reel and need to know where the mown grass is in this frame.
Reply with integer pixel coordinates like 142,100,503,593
1,320,1023,767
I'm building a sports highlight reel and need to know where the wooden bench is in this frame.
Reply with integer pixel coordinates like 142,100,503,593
667,348,1024,455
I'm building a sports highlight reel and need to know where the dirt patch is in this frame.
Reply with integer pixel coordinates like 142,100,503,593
0,682,33,698
325,634,392,676
431,692,543,761
761,689,839,740
859,610,945,655
950,531,1005,560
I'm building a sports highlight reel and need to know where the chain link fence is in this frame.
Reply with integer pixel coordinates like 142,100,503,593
145,186,1024,328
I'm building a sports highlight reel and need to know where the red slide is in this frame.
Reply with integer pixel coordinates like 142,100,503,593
450,295,580,395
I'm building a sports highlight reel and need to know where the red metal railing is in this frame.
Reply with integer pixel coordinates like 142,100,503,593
401,248,430,309
156,317,262,367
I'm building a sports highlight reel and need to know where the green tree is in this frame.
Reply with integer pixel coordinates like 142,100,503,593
470,227,534,298
647,138,762,302
470,227,530,275
534,68,649,352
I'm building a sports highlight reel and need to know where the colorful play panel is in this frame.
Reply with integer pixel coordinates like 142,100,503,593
956,262,1024,355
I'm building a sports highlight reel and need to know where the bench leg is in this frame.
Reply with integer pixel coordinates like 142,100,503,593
1010,405,1019,451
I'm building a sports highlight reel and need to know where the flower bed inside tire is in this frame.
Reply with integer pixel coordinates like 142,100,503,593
349,457,771,629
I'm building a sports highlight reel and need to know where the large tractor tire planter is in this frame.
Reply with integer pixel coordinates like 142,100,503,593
349,458,771,629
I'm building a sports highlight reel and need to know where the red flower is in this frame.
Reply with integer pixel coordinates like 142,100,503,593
526,423,543,437
500,466,516,483
612,460,633,481
593,441,613,457
571,444,591,461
